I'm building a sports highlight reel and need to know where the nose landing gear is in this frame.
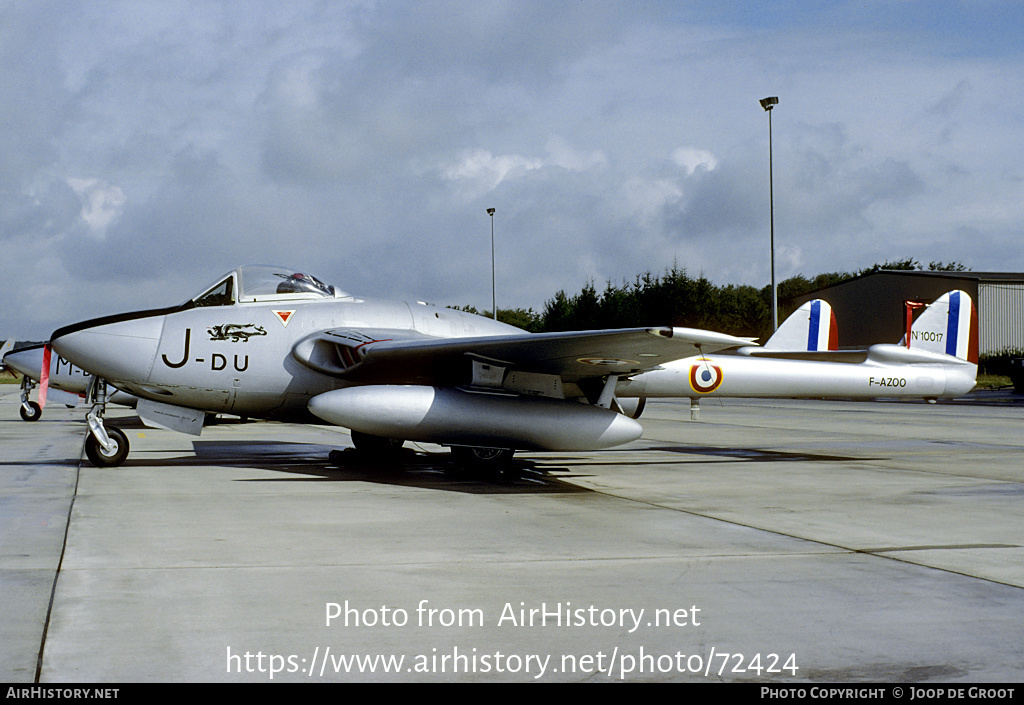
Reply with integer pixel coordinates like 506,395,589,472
19,376,42,421
83,377,130,467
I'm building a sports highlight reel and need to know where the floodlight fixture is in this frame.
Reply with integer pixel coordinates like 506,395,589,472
487,208,496,319
759,96,779,330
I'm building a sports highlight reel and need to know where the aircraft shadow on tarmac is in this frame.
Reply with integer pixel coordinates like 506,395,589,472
66,415,874,489
100,432,593,495
533,444,877,468
79,418,875,481
645,445,873,463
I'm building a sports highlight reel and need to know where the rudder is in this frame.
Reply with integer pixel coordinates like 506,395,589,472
906,290,978,363
766,299,838,351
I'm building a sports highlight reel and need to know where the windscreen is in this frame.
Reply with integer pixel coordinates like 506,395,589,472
237,265,341,301
190,265,344,306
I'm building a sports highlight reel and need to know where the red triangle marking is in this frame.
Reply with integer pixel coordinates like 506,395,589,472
273,310,296,327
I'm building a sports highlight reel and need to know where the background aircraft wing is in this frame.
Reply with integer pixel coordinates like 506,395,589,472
292,326,755,386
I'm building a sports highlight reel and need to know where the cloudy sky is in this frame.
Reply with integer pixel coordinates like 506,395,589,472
2,1,1023,339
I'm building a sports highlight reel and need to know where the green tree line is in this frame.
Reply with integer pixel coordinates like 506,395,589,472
472,258,968,342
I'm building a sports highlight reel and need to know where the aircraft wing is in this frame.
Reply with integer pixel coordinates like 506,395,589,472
293,326,755,386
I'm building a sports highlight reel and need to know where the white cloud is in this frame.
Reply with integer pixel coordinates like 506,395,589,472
621,177,683,225
65,177,126,237
671,147,719,175
544,136,608,172
441,138,606,201
443,149,544,193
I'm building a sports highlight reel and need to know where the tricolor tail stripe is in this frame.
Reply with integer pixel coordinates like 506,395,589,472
943,290,978,363
946,291,960,358
804,300,837,352
765,299,836,352
908,289,977,364
807,301,821,352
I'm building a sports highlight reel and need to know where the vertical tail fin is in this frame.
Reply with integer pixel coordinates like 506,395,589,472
765,299,838,351
904,290,978,363
0,339,14,377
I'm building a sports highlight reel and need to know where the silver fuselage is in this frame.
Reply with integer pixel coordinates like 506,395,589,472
51,296,520,421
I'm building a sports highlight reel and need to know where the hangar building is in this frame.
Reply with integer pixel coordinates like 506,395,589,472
791,271,1024,356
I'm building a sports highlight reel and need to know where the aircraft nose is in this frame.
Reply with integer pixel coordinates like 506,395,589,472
2,344,46,379
50,314,164,383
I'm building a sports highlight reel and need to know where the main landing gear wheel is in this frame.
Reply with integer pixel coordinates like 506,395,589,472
84,426,130,467
449,447,518,480
350,430,405,454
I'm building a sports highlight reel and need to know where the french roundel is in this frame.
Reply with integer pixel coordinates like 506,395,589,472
689,361,723,394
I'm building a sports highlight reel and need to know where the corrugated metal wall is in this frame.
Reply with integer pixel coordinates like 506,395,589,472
979,282,1024,353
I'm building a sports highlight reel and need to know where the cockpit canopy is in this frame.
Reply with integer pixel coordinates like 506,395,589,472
191,265,347,307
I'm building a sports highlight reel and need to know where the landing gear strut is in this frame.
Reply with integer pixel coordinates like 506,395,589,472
83,377,129,467
19,376,42,421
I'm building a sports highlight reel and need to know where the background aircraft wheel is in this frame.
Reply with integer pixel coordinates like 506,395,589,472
85,427,130,467
20,401,42,422
350,430,405,454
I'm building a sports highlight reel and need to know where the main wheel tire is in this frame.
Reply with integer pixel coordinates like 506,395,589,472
449,447,517,479
452,446,514,465
20,401,42,422
84,427,130,467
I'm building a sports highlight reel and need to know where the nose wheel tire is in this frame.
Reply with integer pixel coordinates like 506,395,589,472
85,427,130,467
20,401,42,422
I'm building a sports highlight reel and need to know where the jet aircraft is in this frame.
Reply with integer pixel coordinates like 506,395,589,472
2,342,136,421
48,265,976,469
618,289,977,403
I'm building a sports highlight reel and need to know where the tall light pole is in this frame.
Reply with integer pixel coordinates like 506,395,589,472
760,95,779,331
487,207,496,320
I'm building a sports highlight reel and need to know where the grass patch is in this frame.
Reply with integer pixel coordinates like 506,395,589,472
975,374,1013,389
